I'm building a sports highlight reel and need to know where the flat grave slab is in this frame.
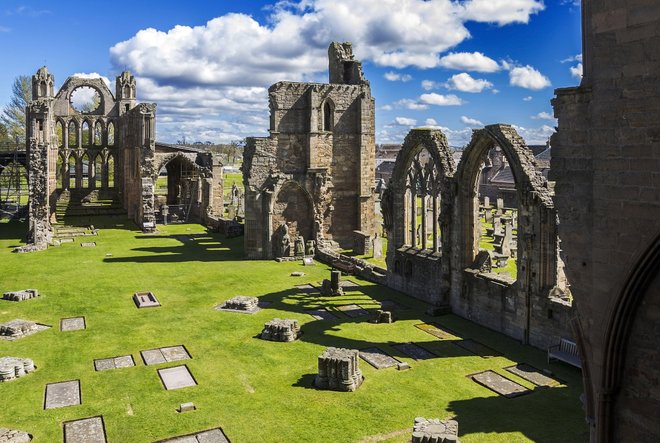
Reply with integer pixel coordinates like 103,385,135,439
155,427,230,443
0,319,49,340
295,284,317,294
339,280,360,289
359,347,400,369
336,304,369,318
505,363,560,387
60,317,86,332
158,365,197,390
392,342,437,360
141,345,190,366
44,380,81,409
63,416,106,443
94,355,135,371
453,339,502,358
59,238,75,243
80,242,96,247
469,370,530,398
415,323,459,340
133,291,161,308
306,308,338,321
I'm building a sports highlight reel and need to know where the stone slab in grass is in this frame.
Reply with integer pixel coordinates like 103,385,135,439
44,380,81,409
154,427,230,443
359,347,400,369
58,238,75,243
306,308,338,320
94,355,135,371
158,365,197,390
133,291,161,308
379,299,409,311
60,317,86,332
339,280,360,289
414,323,459,340
295,284,317,294
453,339,502,358
336,304,369,318
141,346,190,366
392,343,437,361
0,319,49,341
215,296,259,314
63,416,106,443
80,242,96,247
469,370,530,398
505,363,561,387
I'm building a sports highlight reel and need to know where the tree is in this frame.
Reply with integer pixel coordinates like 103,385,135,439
0,75,31,143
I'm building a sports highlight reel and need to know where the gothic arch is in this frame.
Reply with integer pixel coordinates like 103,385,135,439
270,180,314,247
320,97,335,132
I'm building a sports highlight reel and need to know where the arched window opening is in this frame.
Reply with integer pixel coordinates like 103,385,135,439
323,101,333,131
476,145,518,280
404,147,441,252
56,121,64,147
56,154,63,189
68,155,77,189
0,162,27,208
94,121,103,145
39,81,47,96
94,155,104,189
81,153,90,188
154,156,200,223
107,122,115,146
107,155,115,188
68,121,78,148
81,121,90,146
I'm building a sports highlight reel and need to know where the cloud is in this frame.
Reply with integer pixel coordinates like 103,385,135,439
461,115,483,126
561,53,582,63
438,51,500,72
532,111,555,120
421,80,440,90
523,96,533,101
420,93,464,106
445,72,493,93
394,116,417,126
509,65,551,90
71,72,112,89
393,98,428,110
425,118,438,126
384,71,412,82
511,124,555,144
5,6,51,17
570,63,583,79
459,0,545,26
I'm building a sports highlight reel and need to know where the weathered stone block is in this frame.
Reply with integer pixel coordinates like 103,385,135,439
260,318,300,342
412,417,459,443
314,347,363,392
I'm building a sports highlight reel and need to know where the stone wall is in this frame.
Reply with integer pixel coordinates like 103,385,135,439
243,42,377,259
551,0,660,439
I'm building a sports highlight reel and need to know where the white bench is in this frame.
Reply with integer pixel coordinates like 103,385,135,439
548,338,581,369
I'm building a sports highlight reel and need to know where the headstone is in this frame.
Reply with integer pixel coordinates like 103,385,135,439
412,417,460,443
140,346,190,365
415,323,458,340
483,196,490,208
44,380,81,409
330,270,341,292
216,296,260,314
0,357,36,381
63,417,106,443
178,402,196,413
484,209,493,224
392,343,437,360
471,250,492,273
397,362,411,371
260,318,300,342
294,235,305,257
153,428,230,443
505,364,560,387
372,234,383,259
470,370,530,398
496,198,504,213
133,291,160,308
80,242,96,247
2,289,39,302
303,257,315,266
290,271,305,277
161,205,169,225
305,240,315,256
60,317,86,332
336,304,369,318
314,347,363,392
454,339,502,358
371,309,393,324
306,308,338,321
158,365,197,390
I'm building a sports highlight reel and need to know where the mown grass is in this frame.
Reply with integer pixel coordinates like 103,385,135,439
0,217,585,442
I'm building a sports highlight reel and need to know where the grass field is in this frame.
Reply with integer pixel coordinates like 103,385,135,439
0,217,586,442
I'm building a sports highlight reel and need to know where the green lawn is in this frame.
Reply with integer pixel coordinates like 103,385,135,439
0,217,585,442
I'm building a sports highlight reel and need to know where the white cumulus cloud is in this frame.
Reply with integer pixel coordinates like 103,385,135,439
419,93,464,106
384,71,412,82
461,115,483,126
445,72,493,93
509,65,551,90
421,80,440,90
511,124,555,144
570,63,583,79
425,118,438,126
532,111,555,120
394,116,417,126
459,0,545,26
438,51,500,72
523,96,533,101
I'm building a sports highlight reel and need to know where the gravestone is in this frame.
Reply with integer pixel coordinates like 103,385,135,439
94,355,135,371
483,196,490,208
331,270,341,291
216,296,260,314
303,257,315,266
294,235,305,257
359,348,400,369
412,417,460,443
392,343,436,360
178,402,196,413
471,250,492,273
484,209,493,224
372,234,383,259
306,308,338,321
470,370,530,398
60,317,86,332
133,292,160,308
0,357,35,381
454,339,501,358
305,240,315,256
154,428,230,443
63,416,106,443
260,318,300,342
0,428,32,442
158,365,197,390
371,309,393,324
44,380,81,409
315,347,363,392
496,198,504,214
415,323,458,340
505,364,560,387
337,304,369,318
80,242,96,247
141,346,190,365
2,289,39,302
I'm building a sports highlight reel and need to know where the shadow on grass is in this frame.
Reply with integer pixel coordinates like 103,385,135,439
292,373,317,390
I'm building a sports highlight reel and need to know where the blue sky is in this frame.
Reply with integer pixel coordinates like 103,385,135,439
0,0,582,147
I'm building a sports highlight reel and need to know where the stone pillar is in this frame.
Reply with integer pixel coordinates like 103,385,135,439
331,270,341,292
314,347,363,392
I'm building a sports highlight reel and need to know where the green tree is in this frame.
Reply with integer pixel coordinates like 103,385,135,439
0,75,31,143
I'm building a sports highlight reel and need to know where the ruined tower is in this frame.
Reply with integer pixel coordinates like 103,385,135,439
242,42,377,259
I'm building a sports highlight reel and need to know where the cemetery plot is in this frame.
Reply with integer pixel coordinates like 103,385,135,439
44,380,81,409
453,339,502,358
154,427,230,443
392,343,437,360
336,304,369,318
80,242,96,247
0,319,49,340
295,284,317,294
306,308,338,320
359,347,401,369
158,365,197,390
60,316,86,332
141,345,191,366
469,370,530,398
133,291,161,308
339,280,360,289
505,363,561,387
94,355,135,371
414,323,459,340
63,416,107,443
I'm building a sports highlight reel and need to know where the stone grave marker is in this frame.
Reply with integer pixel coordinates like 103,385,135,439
295,284,317,294
133,291,160,308
372,235,383,259
59,238,74,243
483,196,490,207
94,355,135,371
158,365,197,390
469,370,530,398
44,380,81,409
0,319,49,340
141,345,190,366
290,271,305,277
306,308,338,321
505,363,560,387
339,279,360,289
63,416,106,443
177,402,196,413
392,343,437,360
336,304,369,318
60,317,86,332
359,347,400,369
412,417,460,443
453,339,501,358
80,242,96,247
414,323,459,340
154,428,230,443
302,257,315,266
